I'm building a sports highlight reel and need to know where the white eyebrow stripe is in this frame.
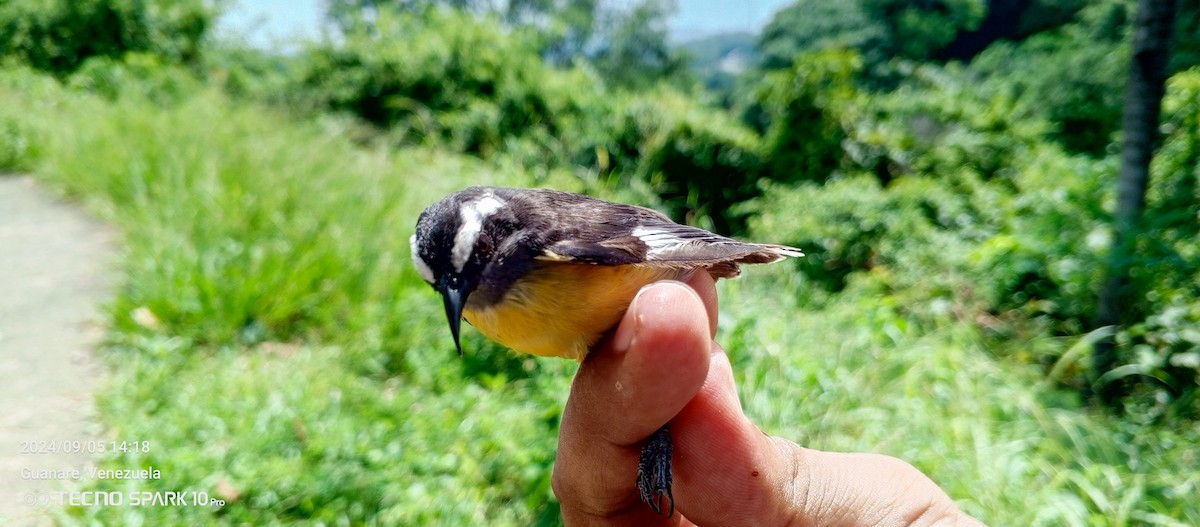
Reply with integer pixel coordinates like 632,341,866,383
451,194,506,272
410,234,436,284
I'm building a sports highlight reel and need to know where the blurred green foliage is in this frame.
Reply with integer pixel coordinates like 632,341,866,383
326,0,689,90
1120,69,1200,406
755,49,861,185
758,1,884,71
600,87,764,233
293,5,768,231
0,113,34,172
968,0,1132,156
65,52,204,103
861,0,988,59
757,0,1086,86
0,0,212,75
0,0,1198,524
298,8,588,157
586,0,687,91
749,54,1200,406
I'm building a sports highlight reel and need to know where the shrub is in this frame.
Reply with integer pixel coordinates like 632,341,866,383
295,7,601,158
1113,68,1200,404
969,34,1126,156
0,117,31,172
861,0,988,60
967,145,1111,330
966,0,1133,156
601,88,765,233
755,50,862,186
0,64,64,171
66,52,204,103
0,0,212,75
749,62,1200,411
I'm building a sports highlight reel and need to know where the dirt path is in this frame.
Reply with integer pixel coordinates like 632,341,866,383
0,176,115,526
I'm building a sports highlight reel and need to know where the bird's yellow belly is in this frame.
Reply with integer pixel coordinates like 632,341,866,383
463,263,681,361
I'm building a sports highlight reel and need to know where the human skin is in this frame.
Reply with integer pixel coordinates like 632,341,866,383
552,272,988,527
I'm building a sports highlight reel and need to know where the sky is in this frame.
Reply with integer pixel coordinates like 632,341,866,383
218,0,793,46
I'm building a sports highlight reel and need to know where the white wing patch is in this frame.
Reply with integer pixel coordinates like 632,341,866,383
410,234,436,284
632,224,804,264
632,226,686,258
451,194,506,271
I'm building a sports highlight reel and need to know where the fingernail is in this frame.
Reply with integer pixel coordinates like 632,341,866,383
612,285,652,353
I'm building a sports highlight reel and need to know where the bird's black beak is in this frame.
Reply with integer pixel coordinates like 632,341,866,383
438,278,466,356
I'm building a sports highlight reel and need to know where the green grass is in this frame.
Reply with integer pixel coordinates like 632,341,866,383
722,274,1198,525
1,69,1196,525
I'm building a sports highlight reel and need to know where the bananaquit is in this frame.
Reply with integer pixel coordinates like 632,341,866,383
410,186,802,516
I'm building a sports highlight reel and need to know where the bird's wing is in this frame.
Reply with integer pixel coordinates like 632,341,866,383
537,219,802,277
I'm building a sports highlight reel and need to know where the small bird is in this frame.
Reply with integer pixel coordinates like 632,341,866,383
410,186,802,515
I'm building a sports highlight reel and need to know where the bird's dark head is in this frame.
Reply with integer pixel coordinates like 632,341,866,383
411,186,521,354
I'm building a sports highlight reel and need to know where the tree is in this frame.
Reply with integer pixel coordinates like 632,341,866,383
326,0,494,32
327,0,600,56
757,1,885,71
324,0,684,90
505,0,599,65
1092,0,1177,405
758,0,990,69
860,0,988,59
589,0,686,90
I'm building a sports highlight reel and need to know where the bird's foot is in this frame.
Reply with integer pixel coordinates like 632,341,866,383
636,424,674,516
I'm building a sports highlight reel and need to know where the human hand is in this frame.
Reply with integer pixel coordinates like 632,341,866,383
553,272,987,526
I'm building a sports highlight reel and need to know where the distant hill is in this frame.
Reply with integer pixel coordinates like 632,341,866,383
676,31,758,92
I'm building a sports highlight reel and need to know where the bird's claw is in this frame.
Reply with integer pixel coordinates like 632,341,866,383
636,425,674,516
